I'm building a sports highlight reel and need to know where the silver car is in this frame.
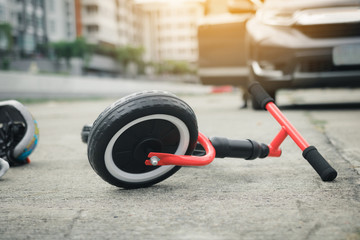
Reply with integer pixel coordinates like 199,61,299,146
245,0,360,108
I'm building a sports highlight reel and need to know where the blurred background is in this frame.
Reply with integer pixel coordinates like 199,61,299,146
0,0,211,78
0,0,359,107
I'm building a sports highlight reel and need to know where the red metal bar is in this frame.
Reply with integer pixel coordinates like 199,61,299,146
268,127,287,157
266,102,310,151
145,132,216,166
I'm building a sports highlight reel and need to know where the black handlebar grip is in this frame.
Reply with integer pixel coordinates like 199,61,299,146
248,81,275,110
302,146,337,181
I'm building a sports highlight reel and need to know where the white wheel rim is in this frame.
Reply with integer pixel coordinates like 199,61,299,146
104,114,190,183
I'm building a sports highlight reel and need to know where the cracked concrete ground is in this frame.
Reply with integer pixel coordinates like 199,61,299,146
279,89,360,177
1,89,360,240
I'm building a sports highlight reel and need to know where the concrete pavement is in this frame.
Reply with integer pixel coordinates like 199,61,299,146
1,88,360,239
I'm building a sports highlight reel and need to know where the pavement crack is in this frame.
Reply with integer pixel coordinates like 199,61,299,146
321,125,360,179
305,223,322,240
64,209,84,239
296,200,322,239
305,111,360,177
305,112,360,202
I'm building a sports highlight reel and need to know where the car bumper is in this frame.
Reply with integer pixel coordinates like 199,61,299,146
251,60,360,88
247,18,360,89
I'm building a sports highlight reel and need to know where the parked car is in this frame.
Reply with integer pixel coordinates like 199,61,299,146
198,0,360,109
245,0,360,108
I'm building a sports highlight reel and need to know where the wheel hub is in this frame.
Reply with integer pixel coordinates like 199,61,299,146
133,138,163,163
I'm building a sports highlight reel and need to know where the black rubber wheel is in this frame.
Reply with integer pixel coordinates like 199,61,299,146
87,90,198,189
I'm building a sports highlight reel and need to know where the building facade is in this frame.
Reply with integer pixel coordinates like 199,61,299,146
81,0,117,46
117,0,143,46
0,0,47,56
138,0,205,64
80,0,142,47
45,0,77,42
0,0,208,73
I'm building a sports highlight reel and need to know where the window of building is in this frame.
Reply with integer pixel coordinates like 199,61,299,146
86,5,98,14
17,13,23,25
11,12,17,24
67,30,72,38
26,14,34,27
48,0,54,12
86,25,99,34
37,0,43,8
67,22,72,37
23,33,35,52
36,17,43,29
65,1,71,15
